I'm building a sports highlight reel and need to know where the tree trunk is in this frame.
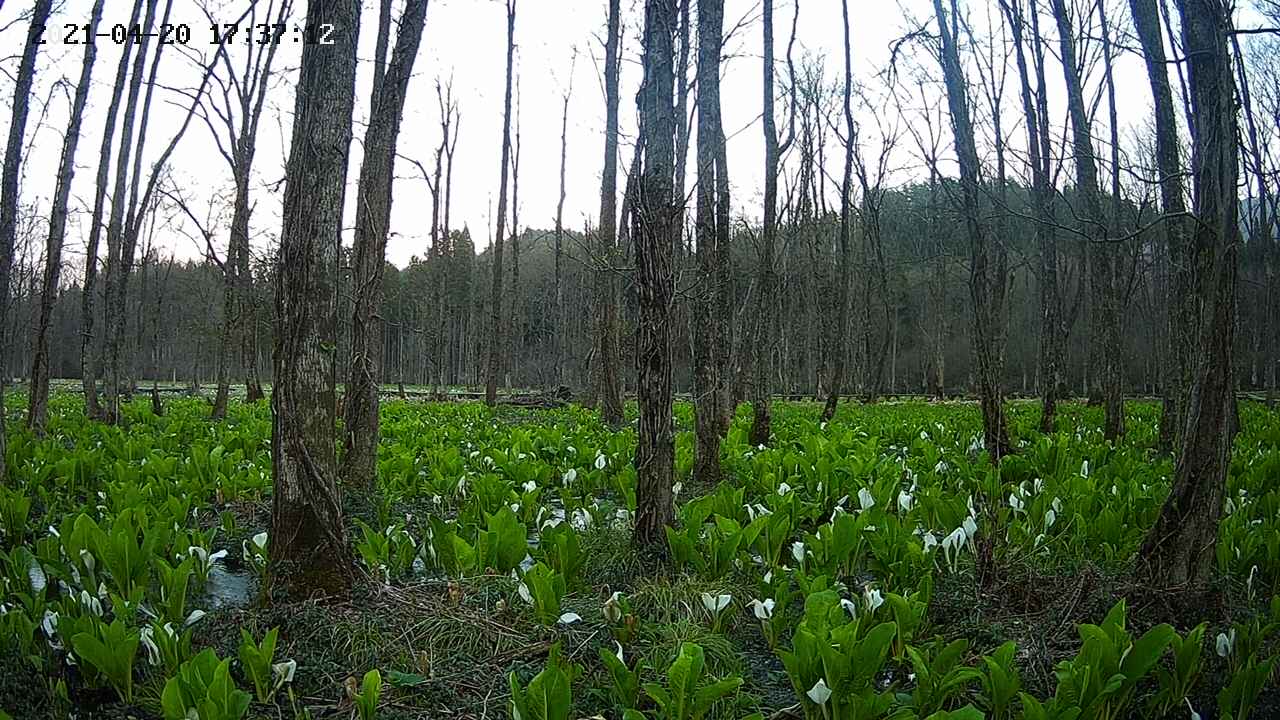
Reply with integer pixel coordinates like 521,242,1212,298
28,0,103,433
81,0,146,420
0,0,53,482
1002,0,1061,434
931,0,1010,459
342,0,428,487
554,75,571,388
1137,0,1240,588
821,0,855,423
633,0,678,549
596,0,625,427
486,0,517,407
1050,0,1124,440
750,0,793,446
269,0,362,600
694,0,727,484
102,0,163,423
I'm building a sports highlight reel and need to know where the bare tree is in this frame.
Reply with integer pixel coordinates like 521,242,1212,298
633,0,678,549
508,83,522,389
1049,0,1124,439
693,0,728,484
81,0,146,421
596,0,626,426
342,0,430,487
554,53,576,388
1000,0,1061,433
269,0,362,599
101,0,163,422
198,0,293,417
28,0,105,432
931,0,1011,458
821,0,856,422
0,0,53,482
749,0,797,445
486,0,517,406
1137,0,1240,587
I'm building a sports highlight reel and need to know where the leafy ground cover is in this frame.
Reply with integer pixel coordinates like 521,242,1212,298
1,393,1277,719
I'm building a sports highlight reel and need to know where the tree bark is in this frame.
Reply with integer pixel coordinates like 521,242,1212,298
80,0,145,420
269,0,362,600
821,0,855,423
1050,0,1124,440
693,0,726,485
596,0,626,427
1001,0,1061,434
486,0,517,407
102,0,163,423
28,0,104,433
0,0,53,482
633,0,678,549
342,0,429,487
554,69,572,388
1138,0,1240,587
749,0,795,446
931,0,1011,459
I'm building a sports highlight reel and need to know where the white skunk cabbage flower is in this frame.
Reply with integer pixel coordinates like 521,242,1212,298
1216,629,1235,658
603,592,624,623
139,625,160,666
898,491,914,513
858,488,876,511
558,612,582,624
791,541,806,564
806,679,832,705
863,587,884,613
749,598,775,620
840,598,858,618
517,583,533,605
273,659,297,684
562,468,577,486
700,592,732,615
595,453,607,470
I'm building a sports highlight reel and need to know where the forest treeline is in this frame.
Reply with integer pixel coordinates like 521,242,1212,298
2,186,1276,400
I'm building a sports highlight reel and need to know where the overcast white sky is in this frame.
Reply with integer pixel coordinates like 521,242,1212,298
3,0,1253,272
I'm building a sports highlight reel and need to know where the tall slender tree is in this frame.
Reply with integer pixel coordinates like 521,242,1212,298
931,0,1011,458
1137,0,1241,587
693,0,727,484
486,0,517,406
554,54,576,388
633,0,678,549
202,0,293,417
29,0,105,432
81,0,145,421
101,0,162,422
749,0,797,445
343,0,430,487
0,0,54,482
269,0,362,599
1000,0,1060,433
596,0,626,426
821,0,856,422
1049,0,1124,439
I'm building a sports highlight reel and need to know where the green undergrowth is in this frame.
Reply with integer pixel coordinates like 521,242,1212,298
0,392,1277,719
